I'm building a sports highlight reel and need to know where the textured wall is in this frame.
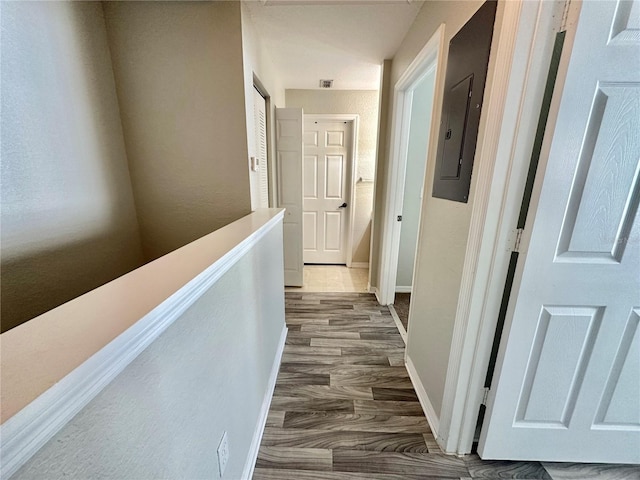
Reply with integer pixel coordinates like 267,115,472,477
241,2,286,210
285,89,379,264
103,1,252,261
396,70,436,289
374,0,486,418
11,223,286,480
0,1,145,332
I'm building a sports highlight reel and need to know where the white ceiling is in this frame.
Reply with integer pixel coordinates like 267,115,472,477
244,0,424,90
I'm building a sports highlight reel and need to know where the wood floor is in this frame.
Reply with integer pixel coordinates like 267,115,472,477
253,292,637,480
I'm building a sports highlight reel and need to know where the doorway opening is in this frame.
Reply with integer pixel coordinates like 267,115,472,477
378,26,444,339
293,114,369,293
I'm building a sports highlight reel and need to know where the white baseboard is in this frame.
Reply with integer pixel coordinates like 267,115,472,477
371,286,383,304
241,324,287,480
395,286,412,293
388,305,407,344
351,262,369,269
405,355,440,438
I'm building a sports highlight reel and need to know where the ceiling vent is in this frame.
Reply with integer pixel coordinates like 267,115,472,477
319,79,334,88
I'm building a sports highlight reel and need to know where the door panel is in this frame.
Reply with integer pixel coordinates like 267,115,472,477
325,155,344,199
479,0,640,463
304,155,318,198
303,119,352,264
276,108,304,286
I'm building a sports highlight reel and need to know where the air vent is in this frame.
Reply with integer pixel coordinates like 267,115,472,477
319,79,334,88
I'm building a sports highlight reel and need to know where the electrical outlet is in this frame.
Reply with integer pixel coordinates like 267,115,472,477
217,431,229,477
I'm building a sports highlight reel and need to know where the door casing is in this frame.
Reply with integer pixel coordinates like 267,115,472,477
378,25,445,307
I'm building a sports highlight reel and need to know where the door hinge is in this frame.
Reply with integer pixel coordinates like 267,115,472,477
559,0,571,32
482,387,490,405
397,215,403,222
513,228,524,253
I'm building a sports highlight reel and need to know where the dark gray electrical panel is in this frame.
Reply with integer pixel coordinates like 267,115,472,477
432,1,496,203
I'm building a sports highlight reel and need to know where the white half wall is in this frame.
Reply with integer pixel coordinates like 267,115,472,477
7,211,286,480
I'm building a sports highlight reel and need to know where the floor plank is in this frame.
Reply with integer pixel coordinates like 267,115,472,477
255,446,332,471
332,450,469,477
261,427,429,452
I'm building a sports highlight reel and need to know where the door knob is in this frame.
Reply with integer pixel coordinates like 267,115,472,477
338,202,348,209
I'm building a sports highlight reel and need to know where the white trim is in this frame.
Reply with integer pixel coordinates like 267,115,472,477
378,25,445,305
0,210,285,480
438,1,564,455
388,306,407,344
350,262,369,269
406,355,441,443
242,324,287,480
303,114,359,268
395,286,412,294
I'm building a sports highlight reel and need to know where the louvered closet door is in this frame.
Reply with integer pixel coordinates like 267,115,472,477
253,87,269,208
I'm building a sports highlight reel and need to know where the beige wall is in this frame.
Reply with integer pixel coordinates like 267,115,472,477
103,1,252,260
240,2,286,210
373,1,486,418
0,1,145,332
286,89,379,264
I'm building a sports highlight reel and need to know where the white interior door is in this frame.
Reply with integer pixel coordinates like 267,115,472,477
253,87,269,208
276,107,304,286
303,119,351,264
480,0,640,463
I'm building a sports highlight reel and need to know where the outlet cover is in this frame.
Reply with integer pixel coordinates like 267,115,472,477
217,431,229,477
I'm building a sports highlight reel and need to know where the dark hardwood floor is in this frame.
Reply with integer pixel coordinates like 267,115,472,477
253,292,636,480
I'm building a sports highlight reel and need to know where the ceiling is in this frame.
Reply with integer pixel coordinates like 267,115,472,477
244,0,424,90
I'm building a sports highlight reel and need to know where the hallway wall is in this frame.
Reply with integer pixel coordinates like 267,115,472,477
285,89,379,264
0,1,145,332
373,0,487,419
103,1,252,261
241,2,286,210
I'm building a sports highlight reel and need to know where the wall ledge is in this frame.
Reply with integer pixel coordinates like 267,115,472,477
0,208,284,479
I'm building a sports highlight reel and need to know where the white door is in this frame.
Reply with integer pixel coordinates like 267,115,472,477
253,87,269,208
276,107,304,286
480,0,640,463
303,119,351,264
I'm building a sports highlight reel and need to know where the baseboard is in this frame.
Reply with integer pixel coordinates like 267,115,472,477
351,262,369,269
405,355,440,438
395,286,412,293
388,305,407,344
241,324,287,480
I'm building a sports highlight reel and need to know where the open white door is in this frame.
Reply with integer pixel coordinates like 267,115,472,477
276,107,304,286
480,0,640,463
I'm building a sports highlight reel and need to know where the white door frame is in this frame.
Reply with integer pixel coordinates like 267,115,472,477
437,1,570,454
378,25,445,306
303,113,359,268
